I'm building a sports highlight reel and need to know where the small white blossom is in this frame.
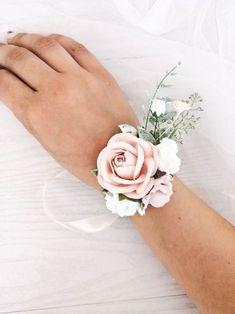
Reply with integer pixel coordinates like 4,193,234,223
157,138,181,174
105,192,142,217
151,99,166,116
167,100,191,116
118,124,137,136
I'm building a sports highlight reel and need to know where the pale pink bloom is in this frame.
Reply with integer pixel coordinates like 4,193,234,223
97,133,158,199
143,175,173,208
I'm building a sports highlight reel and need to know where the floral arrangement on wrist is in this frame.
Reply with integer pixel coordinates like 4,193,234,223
92,63,203,217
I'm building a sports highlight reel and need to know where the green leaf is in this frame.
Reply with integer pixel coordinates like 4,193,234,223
163,111,176,120
118,124,137,135
91,169,98,177
106,191,113,197
140,201,145,210
149,115,157,125
138,127,156,144
118,194,127,201
161,96,174,102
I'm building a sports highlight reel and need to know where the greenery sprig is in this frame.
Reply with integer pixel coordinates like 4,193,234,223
140,62,203,145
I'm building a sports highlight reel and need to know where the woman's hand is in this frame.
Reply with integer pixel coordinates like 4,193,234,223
0,33,138,188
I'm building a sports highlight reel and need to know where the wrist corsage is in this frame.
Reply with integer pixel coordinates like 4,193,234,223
92,63,203,217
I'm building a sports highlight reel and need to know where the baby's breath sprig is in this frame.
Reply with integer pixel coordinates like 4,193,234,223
139,63,203,145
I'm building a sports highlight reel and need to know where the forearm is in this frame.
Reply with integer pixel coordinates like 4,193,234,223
131,177,235,313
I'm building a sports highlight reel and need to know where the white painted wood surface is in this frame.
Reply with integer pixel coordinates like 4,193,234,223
10,296,198,314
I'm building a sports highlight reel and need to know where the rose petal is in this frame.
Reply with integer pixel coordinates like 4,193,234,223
135,137,153,157
125,177,155,199
100,157,117,183
107,149,126,163
159,182,172,194
108,133,135,144
124,150,137,166
149,189,173,208
133,143,144,179
136,157,155,194
97,175,138,194
152,145,158,175
97,147,107,170
108,141,137,155
110,173,145,185
152,175,172,193
97,148,115,183
115,165,136,179
109,133,153,156
113,154,125,167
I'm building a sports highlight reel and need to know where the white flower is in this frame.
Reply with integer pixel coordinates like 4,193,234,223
157,138,181,174
151,99,166,116
118,124,137,136
167,100,191,116
105,192,144,217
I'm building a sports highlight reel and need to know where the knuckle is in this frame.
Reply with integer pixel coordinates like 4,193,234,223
11,32,27,42
48,34,88,54
48,33,64,41
94,69,115,87
70,42,88,54
34,37,56,51
6,46,28,63
102,72,115,86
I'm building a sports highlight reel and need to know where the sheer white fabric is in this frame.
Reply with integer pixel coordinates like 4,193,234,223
0,0,234,227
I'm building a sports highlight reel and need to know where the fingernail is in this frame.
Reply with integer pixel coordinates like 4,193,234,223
6,30,15,41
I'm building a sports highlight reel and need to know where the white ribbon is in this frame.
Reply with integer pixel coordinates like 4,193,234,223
42,170,118,233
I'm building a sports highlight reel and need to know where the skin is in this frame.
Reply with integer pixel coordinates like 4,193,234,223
0,33,234,313
0,33,138,187
132,178,235,314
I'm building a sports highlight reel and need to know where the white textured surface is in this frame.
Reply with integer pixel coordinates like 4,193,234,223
1,1,235,313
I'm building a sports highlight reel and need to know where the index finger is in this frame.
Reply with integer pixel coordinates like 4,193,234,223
0,44,56,90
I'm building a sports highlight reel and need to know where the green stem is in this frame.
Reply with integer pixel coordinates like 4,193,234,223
155,115,178,142
155,111,186,143
167,128,178,139
153,117,158,137
165,112,189,140
144,63,179,130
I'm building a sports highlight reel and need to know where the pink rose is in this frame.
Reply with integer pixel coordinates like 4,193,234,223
97,133,158,199
143,174,173,208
